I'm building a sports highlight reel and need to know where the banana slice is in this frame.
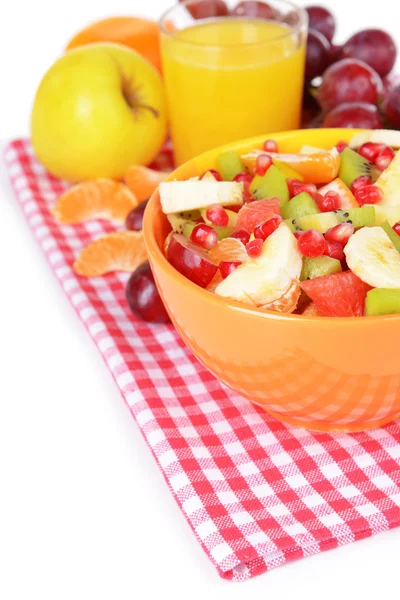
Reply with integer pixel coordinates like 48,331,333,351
344,226,400,288
375,149,400,206
215,223,302,309
349,129,400,150
160,181,243,214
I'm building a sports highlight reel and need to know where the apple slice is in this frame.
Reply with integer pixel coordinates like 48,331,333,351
167,234,218,288
160,181,244,214
349,129,400,149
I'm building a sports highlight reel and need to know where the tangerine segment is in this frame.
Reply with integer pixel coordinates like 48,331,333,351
208,238,247,264
260,281,301,314
124,166,171,203
53,179,138,224
241,149,340,184
73,231,147,277
65,17,162,72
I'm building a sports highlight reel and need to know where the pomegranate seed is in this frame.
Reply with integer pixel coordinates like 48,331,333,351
233,172,253,201
325,223,354,246
255,154,273,176
190,223,218,249
316,190,340,212
219,260,242,279
231,229,250,245
355,184,384,206
200,169,223,181
393,222,400,236
253,216,283,240
246,238,263,258
293,231,302,239
324,240,345,261
287,178,318,200
297,229,326,258
358,142,386,162
375,146,395,171
205,203,229,226
350,175,373,194
263,139,278,153
336,140,348,153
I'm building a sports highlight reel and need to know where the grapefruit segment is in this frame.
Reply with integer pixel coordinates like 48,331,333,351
125,165,171,203
53,179,138,224
234,198,281,234
209,237,247,264
318,178,359,209
242,149,340,183
300,270,369,317
73,231,147,277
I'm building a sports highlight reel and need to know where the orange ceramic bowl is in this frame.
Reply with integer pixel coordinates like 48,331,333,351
143,129,400,433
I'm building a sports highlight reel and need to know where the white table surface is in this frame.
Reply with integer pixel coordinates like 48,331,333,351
2,1,400,597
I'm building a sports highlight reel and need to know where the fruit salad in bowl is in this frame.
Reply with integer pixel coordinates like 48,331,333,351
161,130,400,318
143,129,400,433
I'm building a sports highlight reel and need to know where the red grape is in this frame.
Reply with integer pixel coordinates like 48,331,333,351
306,6,336,43
323,102,384,129
181,0,229,19
301,88,322,128
305,29,330,81
231,1,276,19
327,43,343,67
340,29,397,78
125,200,148,232
383,84,400,128
126,262,170,323
318,59,383,112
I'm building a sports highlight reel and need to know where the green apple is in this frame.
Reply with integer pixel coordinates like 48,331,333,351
31,43,167,181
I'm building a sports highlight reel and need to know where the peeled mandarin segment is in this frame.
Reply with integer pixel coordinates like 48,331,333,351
73,231,147,277
208,237,247,264
260,281,301,314
318,177,359,209
241,149,340,183
124,165,170,203
53,179,138,224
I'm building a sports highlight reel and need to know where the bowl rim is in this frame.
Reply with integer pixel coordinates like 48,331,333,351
143,128,400,324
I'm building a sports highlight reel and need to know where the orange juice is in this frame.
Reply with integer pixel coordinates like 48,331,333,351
161,18,306,165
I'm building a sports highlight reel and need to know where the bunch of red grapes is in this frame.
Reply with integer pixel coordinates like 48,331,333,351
304,5,399,129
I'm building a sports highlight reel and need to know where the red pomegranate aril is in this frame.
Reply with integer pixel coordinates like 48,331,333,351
263,139,278,153
246,238,263,258
350,175,373,194
358,142,386,162
219,260,242,279
324,240,345,261
190,223,219,249
336,140,348,153
355,184,384,206
205,203,229,226
297,229,326,258
201,169,223,181
255,154,273,176
293,231,302,239
253,216,283,240
233,172,253,201
393,222,400,236
316,191,340,212
287,178,318,200
375,146,395,171
325,223,355,246
231,229,250,245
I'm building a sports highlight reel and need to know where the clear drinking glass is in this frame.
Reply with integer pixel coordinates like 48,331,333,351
160,0,308,165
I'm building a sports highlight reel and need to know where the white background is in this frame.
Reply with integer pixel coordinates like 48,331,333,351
1,1,400,598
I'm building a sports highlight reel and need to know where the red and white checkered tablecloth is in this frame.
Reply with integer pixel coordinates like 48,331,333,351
5,138,400,582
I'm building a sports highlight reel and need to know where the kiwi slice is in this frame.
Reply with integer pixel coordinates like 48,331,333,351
365,288,400,316
177,209,201,221
293,211,339,233
281,192,319,220
300,256,342,281
168,214,232,240
374,205,400,226
249,165,289,206
272,158,303,180
218,150,245,181
201,207,237,230
339,148,374,188
343,206,376,228
380,221,400,253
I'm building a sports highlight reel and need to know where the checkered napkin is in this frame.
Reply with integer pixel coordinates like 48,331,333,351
5,138,400,582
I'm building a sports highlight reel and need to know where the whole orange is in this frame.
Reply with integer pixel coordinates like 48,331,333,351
66,16,162,72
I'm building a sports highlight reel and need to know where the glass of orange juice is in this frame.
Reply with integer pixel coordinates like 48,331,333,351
160,0,308,165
